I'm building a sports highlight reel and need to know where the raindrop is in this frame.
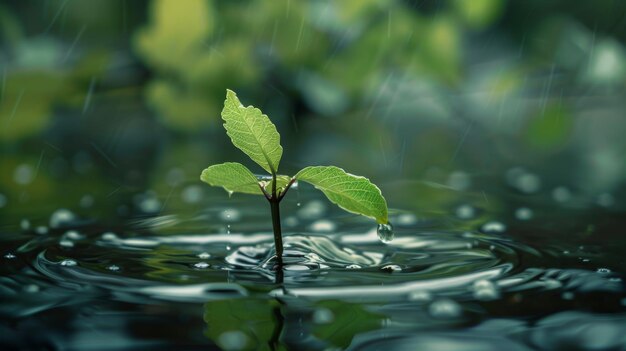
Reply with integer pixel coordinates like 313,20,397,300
310,219,336,233
312,308,334,324
472,280,500,301
220,209,241,222
377,223,394,243
49,208,76,228
59,239,74,248
101,232,117,241
455,204,476,219
64,230,84,240
596,268,611,274
197,252,211,259
4,252,16,259
345,264,361,269
506,167,541,193
381,264,402,272
0,193,6,208
194,262,210,269
428,298,462,319
182,185,203,204
60,259,77,267
217,330,248,351
515,207,533,220
35,226,49,235
13,164,35,185
107,264,120,272
480,221,506,234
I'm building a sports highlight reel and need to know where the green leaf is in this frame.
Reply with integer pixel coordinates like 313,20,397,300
295,166,388,224
200,162,262,195
222,89,283,174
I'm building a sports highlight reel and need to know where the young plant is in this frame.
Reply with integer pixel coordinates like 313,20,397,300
201,90,389,266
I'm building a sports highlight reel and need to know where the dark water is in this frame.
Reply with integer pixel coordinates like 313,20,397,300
1,179,625,351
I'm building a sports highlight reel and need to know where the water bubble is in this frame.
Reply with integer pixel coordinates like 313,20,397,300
13,164,35,185
181,185,203,204
506,167,541,193
429,298,462,319
297,200,326,219
552,186,572,203
377,223,394,243
396,213,418,226
596,268,611,274
194,262,210,269
0,193,6,208
480,221,506,234
35,226,49,235
138,194,161,213
79,194,94,208
24,284,40,293
312,308,334,324
59,239,75,248
60,259,77,267
4,252,16,259
50,208,76,228
472,280,500,301
447,171,471,191
515,207,533,220
596,193,615,207
408,291,432,302
20,219,30,230
455,204,476,219
197,252,211,259
107,264,121,272
381,264,402,272
310,219,336,233
217,330,248,351
220,208,241,222
345,264,362,269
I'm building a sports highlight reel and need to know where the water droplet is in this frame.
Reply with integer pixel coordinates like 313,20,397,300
312,308,334,324
455,204,476,219
396,213,418,226
60,259,77,267
181,185,203,204
50,208,76,228
24,284,40,293
194,262,210,269
596,268,611,274
64,230,84,240
552,186,572,203
137,195,161,213
408,291,432,302
377,223,394,243
296,202,301,207
0,193,6,208
20,219,30,230
217,330,248,351
345,264,362,269
35,226,48,235
13,164,35,185
472,280,500,301
79,194,94,208
4,253,16,259
226,224,231,235
59,239,74,248
506,167,541,193
310,219,336,233
515,207,533,220
480,221,506,234
101,232,117,241
107,264,120,272
197,252,211,259
429,298,462,319
381,264,402,272
220,209,241,222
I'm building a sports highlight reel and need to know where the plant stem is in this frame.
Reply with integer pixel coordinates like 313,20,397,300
270,173,284,267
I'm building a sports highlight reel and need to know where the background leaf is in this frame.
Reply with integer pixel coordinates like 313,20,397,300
200,162,262,195
295,166,388,224
222,89,283,174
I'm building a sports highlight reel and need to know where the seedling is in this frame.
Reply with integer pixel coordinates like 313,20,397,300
201,90,389,266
